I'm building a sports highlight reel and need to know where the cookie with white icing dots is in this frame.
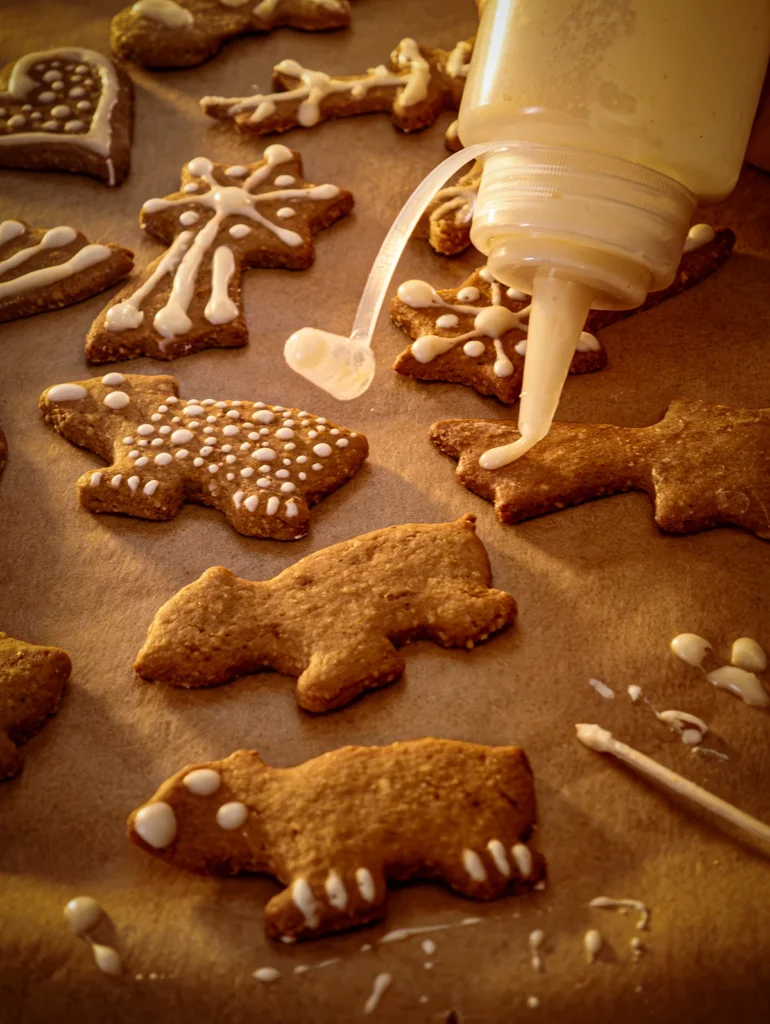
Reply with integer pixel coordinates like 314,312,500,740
135,515,516,710
0,48,133,186
0,219,133,324
85,144,353,363
40,373,368,540
0,632,71,780
128,737,544,940
431,399,770,540
391,226,736,404
200,37,472,143
111,0,352,70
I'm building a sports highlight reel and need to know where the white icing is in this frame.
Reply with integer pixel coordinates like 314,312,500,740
486,838,510,877
0,220,25,247
363,972,392,1016
179,211,199,226
529,928,544,971
657,709,708,745
132,0,194,29
730,637,767,672
104,391,130,410
92,943,122,975
229,224,251,239
292,878,320,928
628,685,642,702
216,801,248,829
422,939,436,955
435,313,459,329
47,383,87,402
170,428,193,444
101,371,125,385
584,929,602,963
355,867,376,903
379,923,449,945
324,871,348,909
253,966,281,983
706,666,770,708
276,207,295,219
683,223,715,253
204,245,239,324
462,848,487,882
134,802,176,848
670,633,711,667
0,241,110,299
226,165,248,177
589,896,649,930
313,442,332,457
512,843,532,878
64,896,102,935
527,996,540,1009
588,678,615,699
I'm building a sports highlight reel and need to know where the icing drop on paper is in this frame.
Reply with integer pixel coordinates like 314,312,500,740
253,966,281,983
589,896,649,930
363,972,392,1016
64,896,102,935
584,929,602,963
706,666,770,708
670,633,711,667
529,928,544,971
730,637,766,672
92,943,122,975
588,677,615,699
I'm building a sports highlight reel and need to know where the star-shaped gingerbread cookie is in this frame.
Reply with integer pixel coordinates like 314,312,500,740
135,515,517,711
431,399,770,540
1,632,71,780
111,0,352,69
0,218,133,323
0,47,133,186
85,144,352,363
128,738,543,942
40,373,368,540
201,37,472,143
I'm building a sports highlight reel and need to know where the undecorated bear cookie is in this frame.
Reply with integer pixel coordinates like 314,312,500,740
1,632,71,779
112,0,351,70
128,737,544,940
40,373,367,540
431,399,770,540
201,37,472,145
0,219,133,323
135,515,516,710
85,144,353,363
0,48,133,186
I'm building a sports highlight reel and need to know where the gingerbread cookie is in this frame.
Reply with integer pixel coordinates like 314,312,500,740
128,737,543,940
40,373,367,540
391,265,606,405
0,219,133,324
85,145,352,363
431,399,770,540
0,48,133,186
201,37,473,143
135,515,516,710
112,0,351,70
1,632,71,780
420,159,481,255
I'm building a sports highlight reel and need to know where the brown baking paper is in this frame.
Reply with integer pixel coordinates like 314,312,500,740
1,2,770,1022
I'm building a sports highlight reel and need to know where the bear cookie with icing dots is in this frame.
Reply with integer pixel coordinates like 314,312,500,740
128,738,545,941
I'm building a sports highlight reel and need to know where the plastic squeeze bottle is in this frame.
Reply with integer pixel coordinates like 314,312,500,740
285,0,770,468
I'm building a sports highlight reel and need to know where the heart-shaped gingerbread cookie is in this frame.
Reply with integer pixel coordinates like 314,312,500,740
0,48,133,186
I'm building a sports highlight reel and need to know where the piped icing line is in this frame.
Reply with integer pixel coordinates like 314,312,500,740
0,49,121,184
588,896,650,931
363,972,392,1016
575,723,770,853
0,237,111,299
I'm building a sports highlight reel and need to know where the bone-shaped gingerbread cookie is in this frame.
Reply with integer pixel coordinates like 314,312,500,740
128,737,543,940
431,399,770,540
0,218,133,323
201,37,472,145
85,144,352,363
1,632,71,780
40,373,367,540
135,515,516,710
112,0,351,69
0,47,133,186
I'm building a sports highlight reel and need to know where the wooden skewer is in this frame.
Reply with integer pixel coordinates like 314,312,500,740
575,723,770,854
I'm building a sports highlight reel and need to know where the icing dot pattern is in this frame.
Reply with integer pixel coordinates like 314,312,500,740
0,53,106,142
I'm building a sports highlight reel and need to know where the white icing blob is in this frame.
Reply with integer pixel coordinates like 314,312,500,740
730,637,767,672
628,685,642,702
584,929,602,963
435,313,459,329
588,678,615,699
512,843,532,878
170,428,194,445
363,972,392,1016
462,848,487,882
47,383,87,402
463,339,485,357
324,871,348,909
64,896,102,935
92,943,122,976
706,666,770,708
292,878,320,928
670,633,711,667
103,391,130,410
101,372,125,385
253,966,280,983
355,867,376,903
486,838,510,877
134,802,176,848
216,801,248,829
397,279,437,307
684,222,716,253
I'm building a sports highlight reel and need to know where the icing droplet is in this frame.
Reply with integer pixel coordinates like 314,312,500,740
103,391,130,410
584,929,602,963
101,372,125,385
730,637,766,673
670,633,711,667
312,443,332,457
92,944,122,976
134,802,176,849
64,896,102,935
216,801,248,829
588,678,615,699
48,383,87,402
253,966,281,983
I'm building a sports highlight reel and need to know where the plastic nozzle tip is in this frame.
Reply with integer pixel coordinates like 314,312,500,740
284,328,376,401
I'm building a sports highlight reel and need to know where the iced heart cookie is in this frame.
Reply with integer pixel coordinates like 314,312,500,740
0,48,133,186
40,373,367,540
0,632,71,780
111,0,351,70
128,737,543,940
135,515,517,711
201,37,472,143
0,219,133,323
431,399,770,540
391,265,606,405
85,144,352,363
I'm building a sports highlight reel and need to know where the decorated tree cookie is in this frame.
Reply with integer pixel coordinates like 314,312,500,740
0,47,133,186
111,0,352,69
431,399,770,540
40,373,368,540
0,219,133,323
0,632,71,780
135,515,517,710
201,37,473,145
128,737,544,940
85,145,352,363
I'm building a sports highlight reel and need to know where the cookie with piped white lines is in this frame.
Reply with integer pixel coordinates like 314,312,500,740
39,373,367,540
0,47,133,186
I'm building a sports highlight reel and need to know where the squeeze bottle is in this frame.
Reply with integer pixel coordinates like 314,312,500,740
285,0,770,468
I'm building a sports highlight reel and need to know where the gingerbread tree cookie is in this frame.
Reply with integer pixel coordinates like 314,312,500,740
128,737,544,940
135,516,517,710
85,145,352,363
112,0,352,69
1,632,71,780
0,47,133,186
431,399,770,540
40,373,368,540
0,219,133,323
201,37,472,144
391,265,606,405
